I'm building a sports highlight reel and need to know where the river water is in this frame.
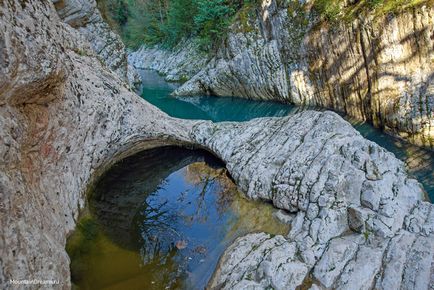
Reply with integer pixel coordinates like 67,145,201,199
139,70,433,202
67,70,433,290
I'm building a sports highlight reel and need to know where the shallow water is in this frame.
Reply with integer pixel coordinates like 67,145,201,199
67,147,289,290
139,69,434,202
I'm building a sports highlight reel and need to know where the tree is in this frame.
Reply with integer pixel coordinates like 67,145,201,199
193,0,236,50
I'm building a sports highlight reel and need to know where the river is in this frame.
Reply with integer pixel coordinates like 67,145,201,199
67,70,433,290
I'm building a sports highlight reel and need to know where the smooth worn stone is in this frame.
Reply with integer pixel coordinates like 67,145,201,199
1,1,433,290
53,0,140,88
273,209,295,224
133,0,434,148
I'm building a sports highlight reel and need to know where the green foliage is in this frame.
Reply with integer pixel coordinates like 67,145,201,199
98,0,431,49
99,0,246,51
193,0,236,50
162,0,197,47
314,0,341,21
313,0,431,23
236,0,261,33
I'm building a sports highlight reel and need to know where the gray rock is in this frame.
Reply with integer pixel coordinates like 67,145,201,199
313,234,363,288
197,112,432,289
1,1,433,290
53,0,140,88
128,40,208,83
273,209,295,224
135,0,434,148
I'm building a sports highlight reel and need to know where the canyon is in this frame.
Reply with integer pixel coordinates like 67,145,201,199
0,0,433,289
130,0,434,149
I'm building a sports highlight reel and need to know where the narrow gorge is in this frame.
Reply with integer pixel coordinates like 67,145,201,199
0,0,433,290
130,0,434,149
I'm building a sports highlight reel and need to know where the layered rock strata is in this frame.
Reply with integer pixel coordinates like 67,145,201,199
193,112,434,289
132,0,434,148
0,1,194,287
52,0,141,87
128,40,209,82
0,1,433,290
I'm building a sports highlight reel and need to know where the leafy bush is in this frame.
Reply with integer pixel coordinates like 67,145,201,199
99,0,431,49
162,0,197,47
193,0,236,50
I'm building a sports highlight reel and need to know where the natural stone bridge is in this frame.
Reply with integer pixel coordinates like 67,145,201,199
0,1,433,289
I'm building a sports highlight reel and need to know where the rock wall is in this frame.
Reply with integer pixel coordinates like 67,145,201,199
0,1,433,290
52,0,141,88
133,0,434,149
0,1,195,287
129,39,209,82
192,111,434,289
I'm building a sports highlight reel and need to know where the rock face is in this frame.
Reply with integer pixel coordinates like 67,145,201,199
128,39,209,83
0,1,195,288
52,0,141,88
194,112,434,289
133,0,434,148
0,1,433,290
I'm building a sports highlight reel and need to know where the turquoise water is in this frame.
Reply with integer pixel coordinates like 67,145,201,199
139,69,434,202
67,70,433,290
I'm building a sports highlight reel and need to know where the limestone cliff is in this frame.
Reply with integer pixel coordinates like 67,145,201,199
0,1,194,287
129,39,209,83
0,1,433,290
52,0,141,87
132,0,434,149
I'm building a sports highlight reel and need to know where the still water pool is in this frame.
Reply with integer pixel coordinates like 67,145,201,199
67,69,433,290
68,148,289,289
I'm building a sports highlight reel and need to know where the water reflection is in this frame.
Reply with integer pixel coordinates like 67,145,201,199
139,69,433,201
68,147,289,290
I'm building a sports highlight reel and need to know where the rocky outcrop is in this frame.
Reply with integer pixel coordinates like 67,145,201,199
133,0,434,148
0,1,194,287
0,1,433,290
52,0,141,88
195,112,434,289
128,39,209,82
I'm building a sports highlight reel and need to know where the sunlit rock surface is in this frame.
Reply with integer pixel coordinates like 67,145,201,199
0,1,433,290
0,1,195,287
52,0,141,88
196,112,434,289
133,0,434,148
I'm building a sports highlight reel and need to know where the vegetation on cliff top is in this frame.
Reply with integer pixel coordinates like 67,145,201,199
314,0,432,22
98,0,431,50
97,0,260,50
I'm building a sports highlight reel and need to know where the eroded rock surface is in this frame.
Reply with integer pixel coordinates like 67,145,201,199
0,1,433,290
196,112,434,289
129,40,208,83
133,0,434,148
0,1,195,288
52,0,141,87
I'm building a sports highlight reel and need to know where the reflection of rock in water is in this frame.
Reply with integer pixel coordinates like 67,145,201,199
90,146,223,253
